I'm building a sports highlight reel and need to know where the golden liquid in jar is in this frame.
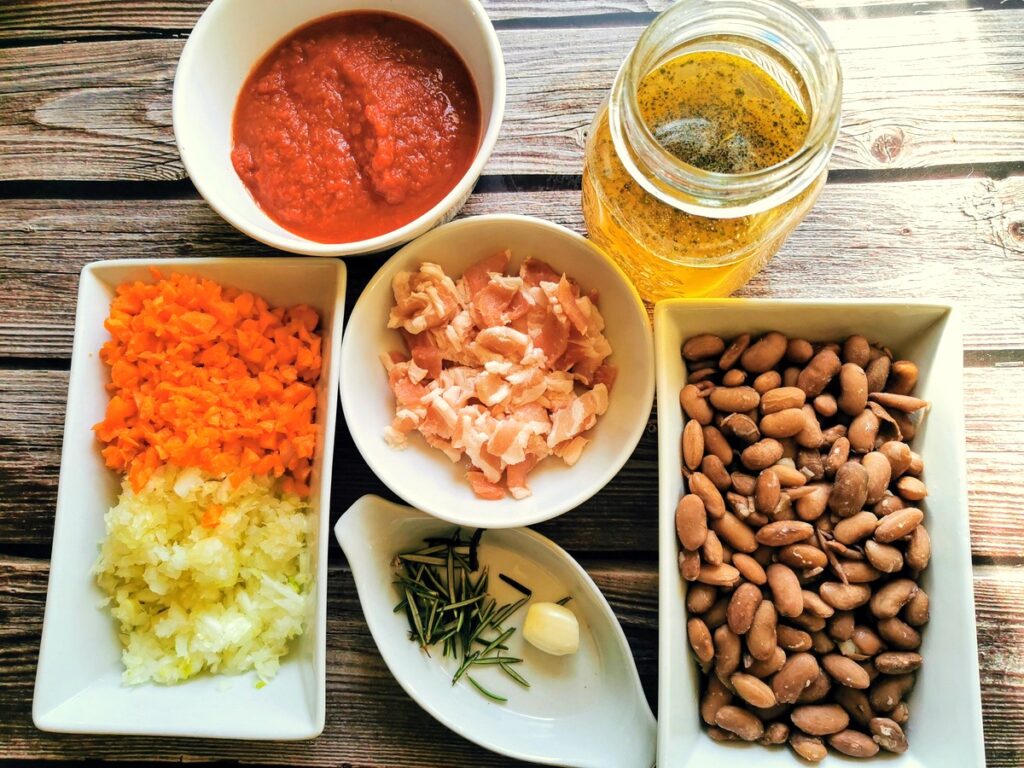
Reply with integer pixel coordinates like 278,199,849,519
583,50,820,301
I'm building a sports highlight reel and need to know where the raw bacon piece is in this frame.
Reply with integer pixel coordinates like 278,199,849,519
468,469,505,500
420,394,458,438
474,326,531,362
593,363,619,390
487,419,531,466
424,432,462,462
547,384,609,448
532,309,569,364
558,276,589,335
411,346,442,380
553,435,589,466
475,371,512,407
512,402,551,433
402,330,443,380
462,250,511,297
384,254,614,500
506,454,540,500
427,309,477,367
568,334,613,385
507,290,530,322
388,263,460,334
471,275,522,328
388,364,428,407
380,350,407,371
520,257,561,287
506,366,547,406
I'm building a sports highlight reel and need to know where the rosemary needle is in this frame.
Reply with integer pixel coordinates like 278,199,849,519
468,527,484,570
467,675,508,703
500,661,531,688
441,594,485,612
470,656,524,665
498,573,533,597
479,627,515,657
399,554,447,566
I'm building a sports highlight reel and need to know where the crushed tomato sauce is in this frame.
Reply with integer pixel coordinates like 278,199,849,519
231,12,481,243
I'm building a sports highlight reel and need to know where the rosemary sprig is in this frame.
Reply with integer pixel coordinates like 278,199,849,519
393,528,532,702
556,595,573,606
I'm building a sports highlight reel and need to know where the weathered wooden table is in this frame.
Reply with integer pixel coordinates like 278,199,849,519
1,0,1022,765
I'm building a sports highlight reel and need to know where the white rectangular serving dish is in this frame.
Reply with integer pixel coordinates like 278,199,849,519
32,257,346,740
654,299,985,767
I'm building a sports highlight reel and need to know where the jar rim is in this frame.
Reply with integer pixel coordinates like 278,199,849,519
610,0,843,217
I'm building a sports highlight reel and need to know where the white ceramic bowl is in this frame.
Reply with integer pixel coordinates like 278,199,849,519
340,214,655,528
336,495,657,768
32,258,346,740
173,0,505,256
654,299,985,767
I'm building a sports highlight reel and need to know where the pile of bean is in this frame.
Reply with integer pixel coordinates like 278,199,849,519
676,331,931,761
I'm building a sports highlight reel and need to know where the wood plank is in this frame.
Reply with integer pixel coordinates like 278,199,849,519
1,175,1022,357
0,0,991,42
1,10,1022,180
0,556,1020,765
1,363,1020,558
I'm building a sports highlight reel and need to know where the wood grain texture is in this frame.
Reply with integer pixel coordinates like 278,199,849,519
1,175,1022,358
1,10,1022,180
1,556,1020,765
0,0,992,41
1,364,1021,558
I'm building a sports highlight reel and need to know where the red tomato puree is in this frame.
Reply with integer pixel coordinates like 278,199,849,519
231,13,481,243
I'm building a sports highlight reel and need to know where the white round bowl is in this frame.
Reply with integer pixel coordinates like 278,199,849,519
340,215,655,528
172,0,505,256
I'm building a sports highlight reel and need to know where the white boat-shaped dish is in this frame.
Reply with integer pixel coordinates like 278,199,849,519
336,494,657,767
32,257,346,740
654,299,985,767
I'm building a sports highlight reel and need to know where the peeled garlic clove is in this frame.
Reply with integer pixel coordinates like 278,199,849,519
523,602,579,656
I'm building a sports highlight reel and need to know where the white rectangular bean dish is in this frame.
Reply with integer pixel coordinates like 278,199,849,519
33,258,346,740
654,299,984,767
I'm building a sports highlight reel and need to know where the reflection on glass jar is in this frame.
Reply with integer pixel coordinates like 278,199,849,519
582,0,842,302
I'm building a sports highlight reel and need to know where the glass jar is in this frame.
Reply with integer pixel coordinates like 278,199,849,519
582,0,842,301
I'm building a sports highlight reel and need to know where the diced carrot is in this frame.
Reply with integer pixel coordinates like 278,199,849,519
200,504,223,529
92,272,323,497
180,311,217,334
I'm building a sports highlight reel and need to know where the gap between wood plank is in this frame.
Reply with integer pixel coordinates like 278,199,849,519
828,161,1024,184
0,178,194,200
0,0,1011,50
489,0,1008,28
1,160,1022,202
0,29,187,50
0,357,71,371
